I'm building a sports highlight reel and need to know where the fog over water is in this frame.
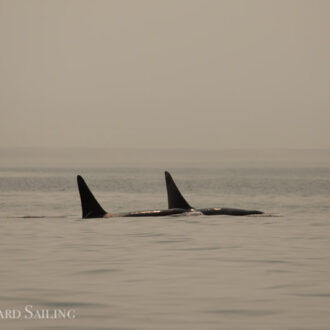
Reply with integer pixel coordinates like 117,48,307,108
1,0,330,149
1,147,330,169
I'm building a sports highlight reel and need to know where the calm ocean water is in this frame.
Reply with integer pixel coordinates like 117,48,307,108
0,149,330,329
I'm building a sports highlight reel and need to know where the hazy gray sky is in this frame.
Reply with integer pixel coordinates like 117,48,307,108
1,0,329,149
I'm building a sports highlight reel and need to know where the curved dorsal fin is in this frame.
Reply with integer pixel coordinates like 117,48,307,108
77,175,107,218
165,171,193,209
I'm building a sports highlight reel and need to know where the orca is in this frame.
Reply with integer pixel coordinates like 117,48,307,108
165,171,263,216
77,175,188,218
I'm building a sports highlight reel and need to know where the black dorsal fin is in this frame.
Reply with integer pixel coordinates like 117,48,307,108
77,175,107,218
165,171,193,209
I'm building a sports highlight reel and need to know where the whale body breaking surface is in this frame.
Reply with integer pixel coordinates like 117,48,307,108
77,172,263,219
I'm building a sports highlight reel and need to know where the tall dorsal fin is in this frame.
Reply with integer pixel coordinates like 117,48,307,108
165,171,193,209
77,175,107,218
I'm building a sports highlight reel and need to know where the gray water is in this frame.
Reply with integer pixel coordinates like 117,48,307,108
1,149,330,329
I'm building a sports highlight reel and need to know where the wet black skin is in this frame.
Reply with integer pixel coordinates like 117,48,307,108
77,175,187,219
165,171,263,216
77,173,263,219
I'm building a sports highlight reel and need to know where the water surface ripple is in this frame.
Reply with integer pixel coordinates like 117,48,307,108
0,166,330,329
